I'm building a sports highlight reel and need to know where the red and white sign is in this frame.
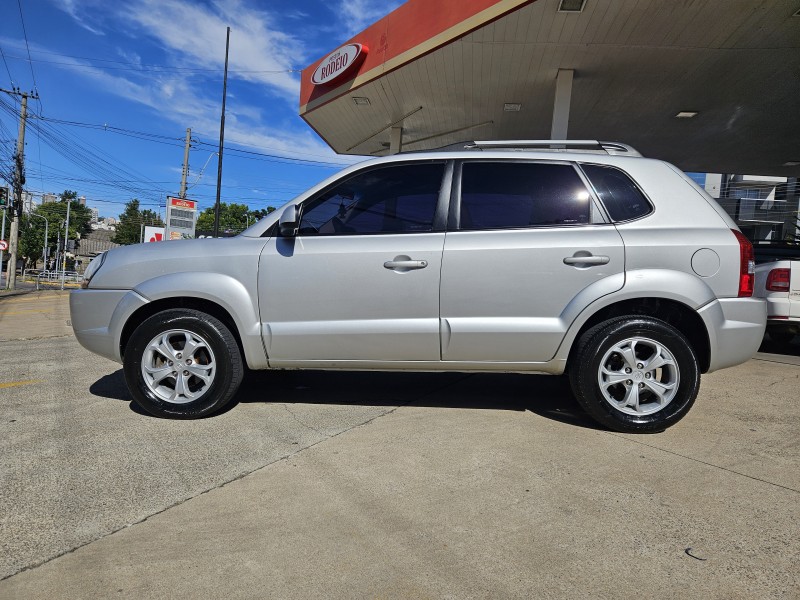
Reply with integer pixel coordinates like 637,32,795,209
311,43,368,86
170,198,197,209
0,240,8,251
144,226,165,243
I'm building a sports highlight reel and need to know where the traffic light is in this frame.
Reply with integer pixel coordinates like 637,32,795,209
0,187,8,209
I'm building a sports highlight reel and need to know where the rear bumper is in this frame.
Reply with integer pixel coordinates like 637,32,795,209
70,289,149,363
765,296,800,321
698,297,766,373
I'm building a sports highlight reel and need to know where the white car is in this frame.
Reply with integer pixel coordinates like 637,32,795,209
755,258,800,345
71,141,766,432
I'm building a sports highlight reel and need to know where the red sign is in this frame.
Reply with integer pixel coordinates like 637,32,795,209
169,197,196,209
0,240,8,251
311,43,368,86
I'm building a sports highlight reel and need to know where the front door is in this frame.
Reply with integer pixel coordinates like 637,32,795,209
258,161,449,365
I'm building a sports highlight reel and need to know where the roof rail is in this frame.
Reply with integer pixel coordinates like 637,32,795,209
465,140,642,157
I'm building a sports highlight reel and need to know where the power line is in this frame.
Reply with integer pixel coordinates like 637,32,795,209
1,52,301,76
193,139,353,168
26,112,354,167
0,46,15,87
16,0,41,112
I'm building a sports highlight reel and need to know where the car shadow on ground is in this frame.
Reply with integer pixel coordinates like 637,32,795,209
89,368,600,430
758,333,800,356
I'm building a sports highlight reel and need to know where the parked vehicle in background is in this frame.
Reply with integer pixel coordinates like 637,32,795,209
70,141,766,433
755,259,800,345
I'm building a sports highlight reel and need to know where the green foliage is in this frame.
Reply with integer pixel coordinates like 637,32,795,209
113,199,165,245
195,202,273,234
18,197,93,266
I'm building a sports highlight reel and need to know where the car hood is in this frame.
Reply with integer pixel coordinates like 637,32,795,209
89,236,270,290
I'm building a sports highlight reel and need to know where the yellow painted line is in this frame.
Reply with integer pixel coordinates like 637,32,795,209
1,309,55,316
0,380,43,389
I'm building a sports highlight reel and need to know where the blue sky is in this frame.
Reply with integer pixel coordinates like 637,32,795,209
0,0,403,218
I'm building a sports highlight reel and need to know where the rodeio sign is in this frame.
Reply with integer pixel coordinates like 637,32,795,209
311,43,368,86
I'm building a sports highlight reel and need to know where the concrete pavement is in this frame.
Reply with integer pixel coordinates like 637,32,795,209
0,291,798,599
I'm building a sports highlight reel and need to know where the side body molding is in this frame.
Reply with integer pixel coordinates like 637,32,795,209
134,272,268,369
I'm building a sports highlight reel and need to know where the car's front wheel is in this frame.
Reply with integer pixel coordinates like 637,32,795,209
569,317,700,433
123,309,244,419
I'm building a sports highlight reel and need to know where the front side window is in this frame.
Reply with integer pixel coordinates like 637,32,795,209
298,163,444,235
458,162,592,230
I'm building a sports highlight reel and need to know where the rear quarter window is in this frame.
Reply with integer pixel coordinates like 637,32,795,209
581,164,652,222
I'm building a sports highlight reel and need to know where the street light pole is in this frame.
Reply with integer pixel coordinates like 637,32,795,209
61,200,70,290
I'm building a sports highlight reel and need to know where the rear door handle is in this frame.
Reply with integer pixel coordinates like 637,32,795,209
563,255,610,266
384,260,428,270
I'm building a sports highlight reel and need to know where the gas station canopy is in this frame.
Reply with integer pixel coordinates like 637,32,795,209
300,0,800,176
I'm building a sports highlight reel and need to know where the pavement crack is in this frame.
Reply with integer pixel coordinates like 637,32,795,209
278,403,328,437
607,433,800,495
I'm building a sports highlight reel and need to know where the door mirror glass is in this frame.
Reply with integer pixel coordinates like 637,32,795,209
279,205,299,237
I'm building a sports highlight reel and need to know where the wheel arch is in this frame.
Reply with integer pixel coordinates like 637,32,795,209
566,297,711,373
118,272,268,369
120,297,248,364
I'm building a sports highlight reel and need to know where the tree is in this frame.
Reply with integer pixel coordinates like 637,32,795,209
113,199,165,245
195,202,252,234
194,203,278,235
18,194,92,268
251,206,277,220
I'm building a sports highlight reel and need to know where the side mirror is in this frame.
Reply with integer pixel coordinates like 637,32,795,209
279,205,299,237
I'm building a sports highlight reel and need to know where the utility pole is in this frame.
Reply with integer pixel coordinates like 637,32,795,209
1,87,38,290
214,27,231,238
179,128,191,199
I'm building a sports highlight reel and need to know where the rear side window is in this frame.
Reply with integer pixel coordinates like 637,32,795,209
581,164,652,222
459,162,592,230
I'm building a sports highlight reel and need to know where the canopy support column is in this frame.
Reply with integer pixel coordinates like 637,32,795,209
551,69,574,140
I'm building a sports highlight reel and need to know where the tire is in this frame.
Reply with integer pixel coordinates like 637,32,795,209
123,309,244,419
568,317,700,433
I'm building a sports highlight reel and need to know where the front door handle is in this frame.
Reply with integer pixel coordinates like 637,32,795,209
563,254,610,266
384,259,428,271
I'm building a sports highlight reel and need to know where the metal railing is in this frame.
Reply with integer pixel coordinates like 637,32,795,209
33,269,82,289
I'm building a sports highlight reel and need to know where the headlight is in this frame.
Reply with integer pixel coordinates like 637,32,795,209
81,252,108,289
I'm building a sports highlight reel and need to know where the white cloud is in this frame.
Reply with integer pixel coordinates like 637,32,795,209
36,1,360,165
51,50,354,166
54,0,106,35
121,0,303,100
335,0,404,37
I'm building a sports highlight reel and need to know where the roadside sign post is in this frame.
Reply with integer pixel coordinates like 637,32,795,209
165,197,197,240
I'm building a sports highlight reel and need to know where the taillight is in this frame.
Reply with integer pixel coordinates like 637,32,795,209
766,268,791,292
731,229,754,297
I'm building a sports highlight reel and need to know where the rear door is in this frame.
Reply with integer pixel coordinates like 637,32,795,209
439,160,625,363
791,261,800,318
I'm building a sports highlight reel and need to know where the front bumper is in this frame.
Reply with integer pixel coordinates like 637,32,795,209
70,289,149,363
698,297,767,373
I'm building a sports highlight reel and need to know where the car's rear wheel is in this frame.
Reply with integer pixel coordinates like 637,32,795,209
569,317,700,433
123,309,244,419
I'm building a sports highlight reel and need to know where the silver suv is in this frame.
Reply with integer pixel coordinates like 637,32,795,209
70,141,766,433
